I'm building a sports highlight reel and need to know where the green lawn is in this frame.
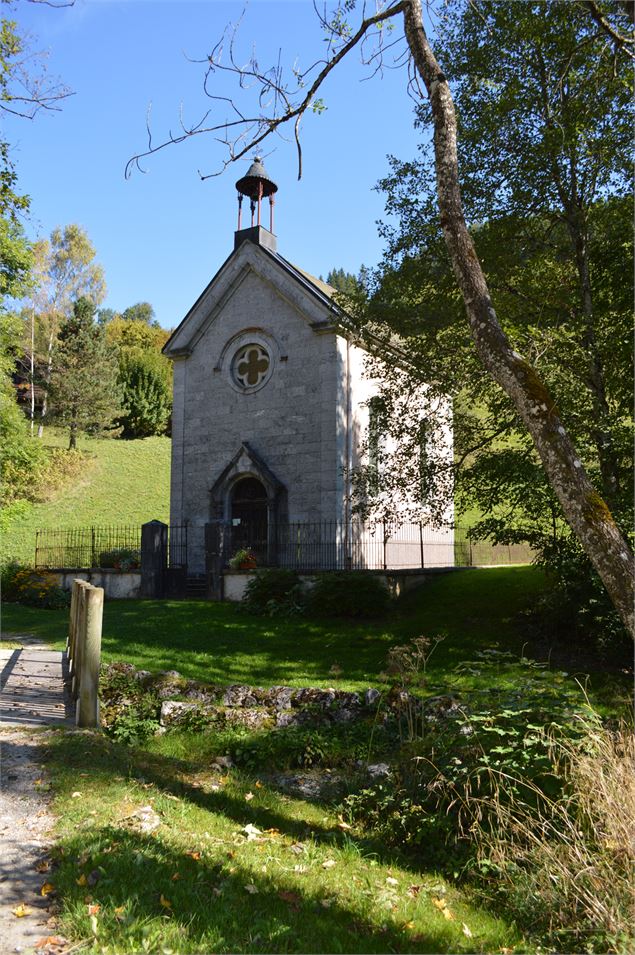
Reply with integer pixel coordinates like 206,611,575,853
2,567,628,708
1,429,170,564
42,731,518,955
2,568,546,691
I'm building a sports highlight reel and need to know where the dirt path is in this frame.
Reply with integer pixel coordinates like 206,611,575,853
0,728,67,954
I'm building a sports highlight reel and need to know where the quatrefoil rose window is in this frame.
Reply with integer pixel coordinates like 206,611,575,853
231,343,271,390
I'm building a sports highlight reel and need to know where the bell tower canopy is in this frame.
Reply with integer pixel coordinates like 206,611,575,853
234,156,278,251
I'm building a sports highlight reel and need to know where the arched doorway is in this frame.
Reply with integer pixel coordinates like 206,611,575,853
230,477,268,561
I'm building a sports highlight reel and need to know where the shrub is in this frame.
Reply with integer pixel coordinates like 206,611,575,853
228,721,374,772
307,572,391,618
343,642,596,875
469,714,635,954
242,568,306,616
1,562,70,609
98,547,140,571
99,663,160,744
530,540,630,661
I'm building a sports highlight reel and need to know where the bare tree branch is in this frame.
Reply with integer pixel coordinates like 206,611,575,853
584,0,635,56
125,1,407,180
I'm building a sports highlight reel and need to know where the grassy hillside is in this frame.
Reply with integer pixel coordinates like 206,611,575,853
1,429,171,564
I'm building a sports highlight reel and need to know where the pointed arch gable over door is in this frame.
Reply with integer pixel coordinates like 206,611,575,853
209,442,287,565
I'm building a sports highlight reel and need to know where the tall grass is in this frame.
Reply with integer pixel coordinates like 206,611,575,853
469,712,635,953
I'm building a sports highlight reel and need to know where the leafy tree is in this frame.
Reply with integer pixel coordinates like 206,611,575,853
49,297,121,449
30,224,107,436
104,313,168,354
121,301,158,326
126,0,635,635
0,311,45,507
104,309,171,437
117,349,171,439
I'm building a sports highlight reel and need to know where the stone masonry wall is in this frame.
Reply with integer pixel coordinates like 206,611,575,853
171,259,344,574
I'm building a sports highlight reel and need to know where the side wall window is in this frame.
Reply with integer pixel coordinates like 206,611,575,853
368,396,386,494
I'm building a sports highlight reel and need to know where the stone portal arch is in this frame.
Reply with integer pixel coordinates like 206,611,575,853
209,442,286,564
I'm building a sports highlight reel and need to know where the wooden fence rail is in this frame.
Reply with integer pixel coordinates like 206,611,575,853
67,579,103,727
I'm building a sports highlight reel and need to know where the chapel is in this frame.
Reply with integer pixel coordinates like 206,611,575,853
162,158,453,579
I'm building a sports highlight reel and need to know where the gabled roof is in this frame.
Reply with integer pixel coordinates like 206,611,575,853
162,239,345,358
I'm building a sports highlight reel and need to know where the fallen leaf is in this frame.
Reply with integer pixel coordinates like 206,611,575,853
462,923,473,938
87,903,100,916
320,898,333,908
386,876,399,886
255,780,263,789
218,775,229,784
89,914,98,936
244,791,254,802
289,843,305,854
244,883,259,894
40,882,55,897
34,937,67,950
71,792,82,799
171,872,181,881
432,897,454,921
402,921,416,931
242,823,263,841
114,906,126,922
184,850,201,860
278,890,301,910
408,884,422,897
322,859,337,869
86,869,101,887
159,894,172,910
75,873,87,886
212,887,223,897
36,860,51,874
12,904,33,918
337,820,352,831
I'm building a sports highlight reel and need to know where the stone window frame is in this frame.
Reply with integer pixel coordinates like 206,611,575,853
218,328,279,395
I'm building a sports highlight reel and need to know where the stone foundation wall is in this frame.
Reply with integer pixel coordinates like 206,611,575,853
51,570,141,599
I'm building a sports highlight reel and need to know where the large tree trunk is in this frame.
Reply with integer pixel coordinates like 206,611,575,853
403,0,634,636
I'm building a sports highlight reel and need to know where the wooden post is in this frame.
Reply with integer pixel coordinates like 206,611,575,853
76,585,103,728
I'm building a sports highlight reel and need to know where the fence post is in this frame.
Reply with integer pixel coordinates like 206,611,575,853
140,520,168,598
35,530,40,569
382,521,388,571
419,522,425,569
76,585,103,728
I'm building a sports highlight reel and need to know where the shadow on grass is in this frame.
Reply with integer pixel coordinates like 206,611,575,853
45,733,429,878
39,733,504,954
50,824,468,954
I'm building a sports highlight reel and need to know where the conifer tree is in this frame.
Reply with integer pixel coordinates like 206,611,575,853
49,297,121,449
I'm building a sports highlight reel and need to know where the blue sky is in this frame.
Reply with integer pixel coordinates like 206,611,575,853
7,0,428,328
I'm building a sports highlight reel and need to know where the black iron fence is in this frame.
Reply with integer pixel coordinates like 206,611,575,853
34,524,188,571
222,520,535,571
34,520,534,573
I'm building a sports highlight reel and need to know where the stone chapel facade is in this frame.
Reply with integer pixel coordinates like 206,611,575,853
163,161,453,577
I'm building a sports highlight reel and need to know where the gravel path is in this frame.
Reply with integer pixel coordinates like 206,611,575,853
0,728,67,955
0,637,72,953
